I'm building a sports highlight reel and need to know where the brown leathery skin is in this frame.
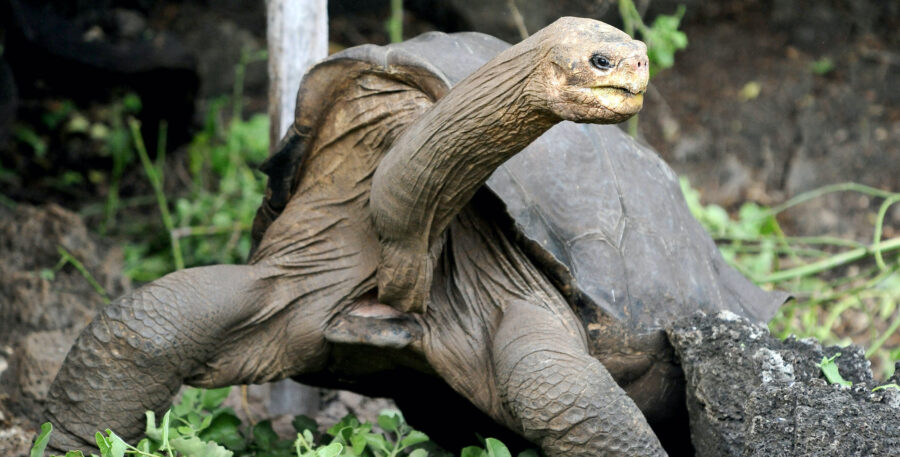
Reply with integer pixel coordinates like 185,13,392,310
417,201,666,456
45,264,333,451
493,302,666,457
45,66,433,454
371,16,649,314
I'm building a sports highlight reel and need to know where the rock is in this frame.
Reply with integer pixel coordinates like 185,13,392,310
166,3,267,101
0,204,129,343
744,381,900,456
11,331,77,402
0,424,33,457
315,390,396,428
668,311,900,457
0,203,128,423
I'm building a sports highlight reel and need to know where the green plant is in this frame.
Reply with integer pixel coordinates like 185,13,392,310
12,124,48,158
460,439,538,457
681,179,900,378
818,353,900,392
122,54,270,282
817,353,852,387
617,1,688,136
618,1,688,78
386,0,403,43
100,93,144,234
130,117,184,271
323,411,430,457
40,246,111,304
30,386,538,457
810,57,835,76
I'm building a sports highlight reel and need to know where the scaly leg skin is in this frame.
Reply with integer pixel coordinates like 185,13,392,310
492,300,668,457
43,264,328,453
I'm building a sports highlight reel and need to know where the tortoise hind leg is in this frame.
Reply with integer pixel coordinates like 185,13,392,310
492,300,667,457
44,264,328,453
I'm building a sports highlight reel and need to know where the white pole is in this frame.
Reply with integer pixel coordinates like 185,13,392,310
265,0,328,416
267,0,328,145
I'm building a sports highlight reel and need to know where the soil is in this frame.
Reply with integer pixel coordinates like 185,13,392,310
0,1,897,456
641,7,900,241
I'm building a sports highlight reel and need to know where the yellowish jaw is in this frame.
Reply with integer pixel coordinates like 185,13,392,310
590,86,643,99
590,86,644,114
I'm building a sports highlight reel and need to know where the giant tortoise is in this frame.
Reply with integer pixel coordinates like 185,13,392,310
45,17,787,457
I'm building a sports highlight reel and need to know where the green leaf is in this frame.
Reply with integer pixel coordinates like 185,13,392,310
103,430,127,457
40,268,56,281
363,433,391,455
292,415,318,435
377,411,401,433
327,415,361,436
171,435,234,457
135,439,152,454
198,412,214,432
122,93,143,114
484,439,512,457
810,57,835,76
316,443,343,457
42,100,75,129
817,353,853,387
641,6,688,77
13,125,48,158
408,449,428,457
252,420,280,450
174,389,201,416
349,434,367,456
873,383,900,392
144,411,162,442
399,430,429,448
302,430,315,447
460,447,487,457
200,386,231,411
64,451,86,457
95,432,110,457
199,410,246,452
160,410,172,452
31,422,53,457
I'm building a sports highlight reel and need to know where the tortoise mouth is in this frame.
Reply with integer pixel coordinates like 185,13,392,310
589,85,644,97
583,86,645,117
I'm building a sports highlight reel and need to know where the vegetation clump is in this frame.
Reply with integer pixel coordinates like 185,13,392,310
30,387,535,457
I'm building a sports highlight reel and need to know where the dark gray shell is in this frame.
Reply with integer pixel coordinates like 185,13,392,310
252,31,788,332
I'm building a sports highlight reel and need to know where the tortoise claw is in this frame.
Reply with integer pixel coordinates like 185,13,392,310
324,299,423,349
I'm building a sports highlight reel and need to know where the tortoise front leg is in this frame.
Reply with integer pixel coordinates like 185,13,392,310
492,300,667,457
44,264,328,453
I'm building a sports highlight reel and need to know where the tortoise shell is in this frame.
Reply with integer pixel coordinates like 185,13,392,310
250,31,788,333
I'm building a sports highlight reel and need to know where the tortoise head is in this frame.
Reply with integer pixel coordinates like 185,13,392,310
531,17,649,123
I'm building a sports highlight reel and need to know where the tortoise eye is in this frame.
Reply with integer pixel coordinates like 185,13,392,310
591,54,612,70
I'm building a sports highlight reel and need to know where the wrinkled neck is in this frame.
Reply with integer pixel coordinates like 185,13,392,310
370,35,563,313
425,43,557,172
403,41,558,241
